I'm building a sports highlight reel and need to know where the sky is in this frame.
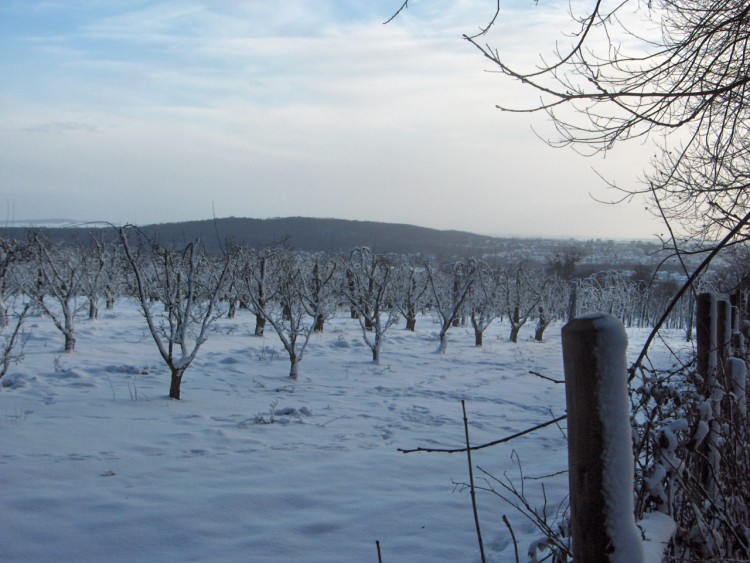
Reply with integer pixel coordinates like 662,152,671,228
0,0,665,239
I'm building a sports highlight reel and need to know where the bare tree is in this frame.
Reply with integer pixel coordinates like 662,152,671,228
244,248,337,380
343,247,399,364
0,238,27,328
468,261,501,347
392,256,429,332
547,245,586,281
0,300,31,380
499,264,548,343
302,252,339,334
534,276,567,341
119,227,233,400
27,234,87,352
102,239,126,311
242,244,290,336
712,242,750,295
0,238,31,378
425,258,477,353
462,0,749,248
222,257,243,321
80,233,114,320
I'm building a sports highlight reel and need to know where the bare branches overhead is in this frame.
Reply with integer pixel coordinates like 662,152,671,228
387,0,750,242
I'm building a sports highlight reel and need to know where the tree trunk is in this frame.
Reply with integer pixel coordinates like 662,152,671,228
254,314,266,337
88,298,99,320
510,305,522,342
534,323,549,342
474,329,483,347
62,301,76,352
437,330,448,353
535,307,548,342
314,314,325,332
169,367,185,400
289,357,299,380
568,281,578,321
105,289,115,310
406,304,416,331
227,299,237,319
64,332,76,352
510,323,521,343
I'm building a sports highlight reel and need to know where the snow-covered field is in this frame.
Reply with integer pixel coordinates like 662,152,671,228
0,302,687,562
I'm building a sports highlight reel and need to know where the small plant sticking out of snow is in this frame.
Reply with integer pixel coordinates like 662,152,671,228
254,345,279,363
251,400,312,425
52,353,65,374
254,399,278,425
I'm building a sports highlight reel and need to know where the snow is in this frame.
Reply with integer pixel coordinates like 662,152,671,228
0,302,686,561
728,357,747,417
640,511,677,562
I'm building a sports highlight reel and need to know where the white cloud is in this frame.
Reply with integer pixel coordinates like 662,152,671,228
0,0,663,238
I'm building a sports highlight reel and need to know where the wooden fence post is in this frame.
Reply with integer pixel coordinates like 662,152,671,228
696,292,722,500
562,314,643,562
696,293,718,392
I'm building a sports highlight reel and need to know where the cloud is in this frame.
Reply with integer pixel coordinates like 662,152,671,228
0,0,662,238
20,121,100,134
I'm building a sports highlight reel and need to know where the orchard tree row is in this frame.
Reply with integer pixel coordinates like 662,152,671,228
0,228,732,397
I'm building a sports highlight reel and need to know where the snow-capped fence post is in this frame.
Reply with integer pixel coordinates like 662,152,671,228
696,293,718,394
695,292,723,500
561,314,643,562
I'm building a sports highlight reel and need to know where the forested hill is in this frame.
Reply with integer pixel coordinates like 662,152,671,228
2,217,501,257
152,217,499,255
